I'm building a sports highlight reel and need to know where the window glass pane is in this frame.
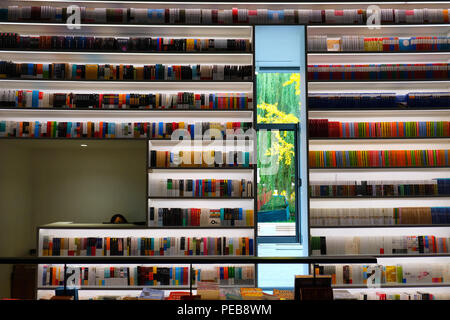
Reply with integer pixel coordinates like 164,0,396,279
257,73,301,124
257,129,296,237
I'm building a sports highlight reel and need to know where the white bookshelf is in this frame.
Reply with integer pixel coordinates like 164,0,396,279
306,21,450,299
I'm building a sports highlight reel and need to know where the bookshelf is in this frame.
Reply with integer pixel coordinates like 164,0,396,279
0,18,257,297
2,0,450,301
307,22,450,299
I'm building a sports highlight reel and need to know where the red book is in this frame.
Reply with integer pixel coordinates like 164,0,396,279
232,8,238,23
183,268,188,285
203,237,207,255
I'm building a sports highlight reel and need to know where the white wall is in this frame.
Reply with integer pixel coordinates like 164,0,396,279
0,141,34,298
29,140,147,226
0,139,147,298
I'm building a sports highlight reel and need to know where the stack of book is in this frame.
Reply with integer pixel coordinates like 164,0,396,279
0,33,252,52
0,61,253,81
41,235,254,256
308,63,449,81
308,150,450,168
147,207,254,227
309,119,450,138
310,235,450,256
308,92,450,110
149,150,254,168
309,178,450,197
151,178,253,198
310,207,450,226
0,90,253,110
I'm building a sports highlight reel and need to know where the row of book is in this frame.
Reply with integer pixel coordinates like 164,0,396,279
309,119,450,138
0,90,253,110
41,265,255,287
310,235,450,255
310,207,450,226
0,33,252,52
0,61,253,81
0,121,198,139
2,7,449,24
150,179,253,198
147,207,254,227
151,122,254,140
308,92,450,109
5,90,445,110
146,122,253,140
41,236,254,256
307,63,449,81
315,263,450,285
356,292,439,300
308,150,450,168
309,178,450,197
308,35,450,52
195,266,255,286
149,150,254,168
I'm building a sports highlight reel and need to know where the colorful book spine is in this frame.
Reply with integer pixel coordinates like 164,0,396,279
309,150,450,168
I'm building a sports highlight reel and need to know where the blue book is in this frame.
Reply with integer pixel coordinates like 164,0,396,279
399,37,412,51
158,122,163,137
0,8,8,21
34,121,40,137
192,64,197,80
249,239,254,255
25,63,32,77
425,63,433,80
31,90,39,108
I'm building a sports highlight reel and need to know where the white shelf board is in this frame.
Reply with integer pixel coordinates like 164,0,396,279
0,79,253,92
310,225,450,237
309,197,450,208
38,226,255,239
308,51,450,64
308,138,450,151
0,50,252,64
4,1,449,10
309,167,450,182
308,109,450,121
0,108,253,122
308,81,450,93
0,22,253,38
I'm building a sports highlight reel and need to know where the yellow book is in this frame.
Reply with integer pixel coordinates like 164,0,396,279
136,66,144,80
385,266,397,283
85,64,99,80
119,64,124,80
186,38,195,51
